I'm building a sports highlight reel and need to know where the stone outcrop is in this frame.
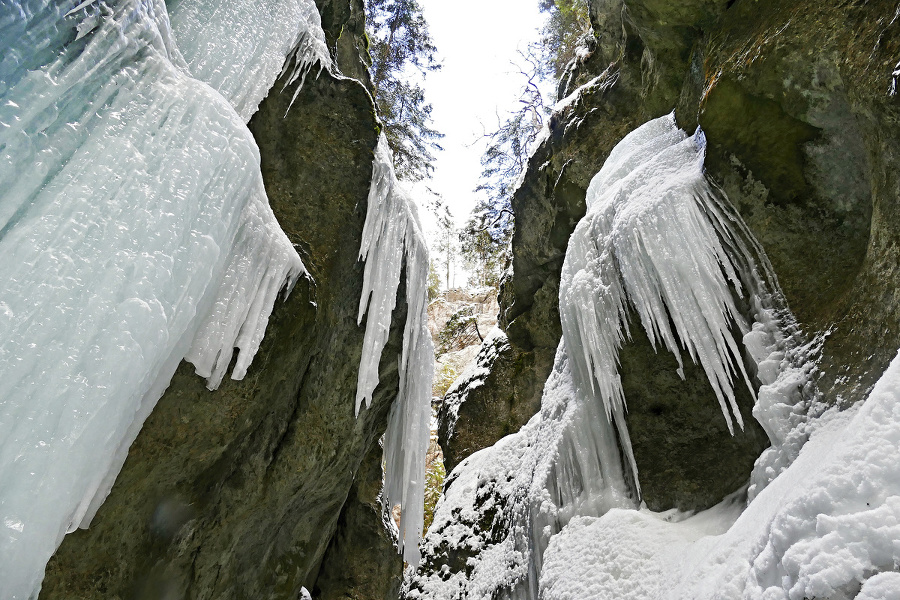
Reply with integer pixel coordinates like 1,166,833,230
436,0,900,522
41,3,405,598
418,1,900,592
620,319,769,511
437,331,525,475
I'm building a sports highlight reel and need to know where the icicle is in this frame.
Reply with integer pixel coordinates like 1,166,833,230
356,134,435,566
184,187,305,389
559,114,758,486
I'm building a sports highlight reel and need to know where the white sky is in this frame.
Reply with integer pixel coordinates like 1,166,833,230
412,0,545,238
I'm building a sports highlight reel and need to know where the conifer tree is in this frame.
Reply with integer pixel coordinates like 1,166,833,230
539,0,591,80
366,0,443,181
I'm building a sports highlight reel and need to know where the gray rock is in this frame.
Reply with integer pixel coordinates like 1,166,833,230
313,442,402,600
689,0,900,403
620,319,769,512
437,331,528,474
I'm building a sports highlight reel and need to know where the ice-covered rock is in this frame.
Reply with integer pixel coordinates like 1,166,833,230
406,115,800,599
0,0,325,596
559,114,762,483
167,0,330,122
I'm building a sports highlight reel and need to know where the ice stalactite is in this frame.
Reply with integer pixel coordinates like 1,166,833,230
0,0,325,597
560,113,762,487
356,134,435,566
406,114,799,600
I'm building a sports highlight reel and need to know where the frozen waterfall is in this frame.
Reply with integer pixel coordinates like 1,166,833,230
356,134,435,566
0,0,327,597
559,114,760,487
167,0,330,122
407,114,799,600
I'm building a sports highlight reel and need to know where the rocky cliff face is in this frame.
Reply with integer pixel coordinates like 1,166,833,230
427,0,900,591
40,3,404,599
686,0,900,403
440,0,900,510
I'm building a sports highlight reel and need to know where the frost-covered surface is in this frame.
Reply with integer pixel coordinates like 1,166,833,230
859,572,900,600
357,134,435,565
540,350,900,599
167,0,330,121
892,60,900,96
0,1,315,597
746,322,824,501
550,70,618,116
439,327,508,436
406,115,804,599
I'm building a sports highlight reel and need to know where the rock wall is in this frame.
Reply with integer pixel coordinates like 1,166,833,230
313,442,402,600
686,0,900,403
420,1,900,594
436,0,900,528
41,3,405,598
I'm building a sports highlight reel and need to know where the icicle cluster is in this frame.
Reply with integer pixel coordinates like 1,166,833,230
407,114,789,600
560,114,757,485
0,0,327,597
357,134,435,566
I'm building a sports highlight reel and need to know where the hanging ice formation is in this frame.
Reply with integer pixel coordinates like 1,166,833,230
356,134,435,566
0,0,328,597
559,113,762,486
406,114,797,600
169,0,436,566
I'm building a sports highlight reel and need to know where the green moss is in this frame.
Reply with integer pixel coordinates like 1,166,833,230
422,458,445,534
433,363,459,398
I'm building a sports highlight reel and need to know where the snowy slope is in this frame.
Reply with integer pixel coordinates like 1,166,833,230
540,348,900,599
